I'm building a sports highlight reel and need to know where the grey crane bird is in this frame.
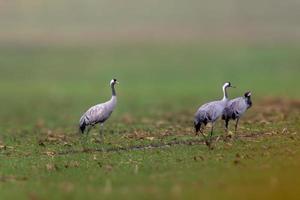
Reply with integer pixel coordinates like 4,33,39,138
79,79,119,140
194,82,234,146
222,91,252,133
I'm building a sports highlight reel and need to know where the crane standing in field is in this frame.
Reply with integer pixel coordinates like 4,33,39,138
194,82,234,148
222,91,252,134
79,78,119,141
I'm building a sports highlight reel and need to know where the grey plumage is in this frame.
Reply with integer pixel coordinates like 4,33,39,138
194,82,234,146
222,91,252,132
79,79,118,137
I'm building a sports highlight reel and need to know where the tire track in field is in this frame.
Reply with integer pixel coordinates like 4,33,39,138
57,137,207,156
55,131,273,156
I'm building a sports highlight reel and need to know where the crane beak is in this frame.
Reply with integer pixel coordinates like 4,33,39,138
116,81,120,84
231,86,236,88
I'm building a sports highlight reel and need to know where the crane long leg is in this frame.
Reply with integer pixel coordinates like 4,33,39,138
234,118,239,133
195,125,210,147
86,125,92,135
225,119,229,133
224,118,233,140
199,128,208,143
81,125,92,148
208,123,214,148
99,123,104,142
210,124,214,139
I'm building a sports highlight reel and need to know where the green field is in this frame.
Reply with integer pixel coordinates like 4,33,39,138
0,44,299,199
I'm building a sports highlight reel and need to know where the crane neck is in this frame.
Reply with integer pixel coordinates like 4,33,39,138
222,85,228,101
245,96,252,108
111,84,116,97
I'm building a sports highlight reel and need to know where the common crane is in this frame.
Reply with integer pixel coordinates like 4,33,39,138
222,91,252,133
194,82,234,147
79,79,119,141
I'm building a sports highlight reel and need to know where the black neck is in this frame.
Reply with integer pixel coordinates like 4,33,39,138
245,96,252,108
111,84,116,96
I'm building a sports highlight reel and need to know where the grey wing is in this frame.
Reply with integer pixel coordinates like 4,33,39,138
82,104,107,125
224,98,246,119
196,102,222,122
234,98,248,115
195,103,211,120
208,103,224,121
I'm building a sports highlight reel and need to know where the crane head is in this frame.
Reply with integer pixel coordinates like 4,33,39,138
244,91,251,98
224,82,235,88
110,78,119,86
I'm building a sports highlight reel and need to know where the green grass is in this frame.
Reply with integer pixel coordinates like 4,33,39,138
0,44,300,199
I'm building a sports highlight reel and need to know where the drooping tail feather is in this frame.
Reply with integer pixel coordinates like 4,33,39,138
79,122,86,134
79,116,86,134
194,120,201,133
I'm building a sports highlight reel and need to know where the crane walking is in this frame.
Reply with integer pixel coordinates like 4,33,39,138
79,79,119,142
194,82,234,148
222,91,252,134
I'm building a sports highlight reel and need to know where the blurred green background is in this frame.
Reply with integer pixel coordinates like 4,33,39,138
1,0,300,44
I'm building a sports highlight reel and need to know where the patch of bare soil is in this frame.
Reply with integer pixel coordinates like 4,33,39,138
37,127,74,148
0,175,28,182
246,97,300,124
